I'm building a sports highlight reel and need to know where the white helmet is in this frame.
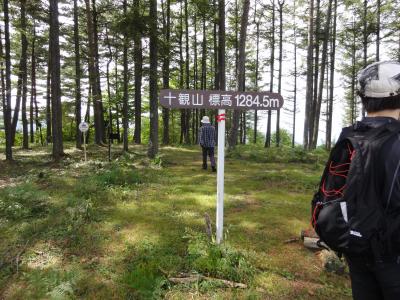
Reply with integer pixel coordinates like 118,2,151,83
358,61,400,98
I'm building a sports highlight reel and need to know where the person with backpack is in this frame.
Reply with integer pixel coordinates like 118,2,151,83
312,61,400,300
199,116,216,172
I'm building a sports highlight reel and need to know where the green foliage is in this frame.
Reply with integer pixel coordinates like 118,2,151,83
93,165,142,187
227,144,328,164
185,230,256,283
0,183,49,221
123,241,175,299
271,129,293,147
20,268,80,299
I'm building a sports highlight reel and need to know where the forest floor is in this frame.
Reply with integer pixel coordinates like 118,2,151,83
0,143,352,299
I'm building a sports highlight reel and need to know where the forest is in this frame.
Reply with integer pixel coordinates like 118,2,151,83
1,0,400,298
1,0,399,159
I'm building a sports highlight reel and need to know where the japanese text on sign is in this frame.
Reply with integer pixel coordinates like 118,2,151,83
159,89,283,110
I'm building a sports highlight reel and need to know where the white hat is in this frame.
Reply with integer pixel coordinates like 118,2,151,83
358,61,400,98
201,116,210,123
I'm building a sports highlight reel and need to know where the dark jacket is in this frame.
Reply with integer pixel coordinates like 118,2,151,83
340,117,400,253
199,123,216,148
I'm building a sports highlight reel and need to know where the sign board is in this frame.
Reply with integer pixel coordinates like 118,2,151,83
79,122,89,133
159,89,283,244
159,89,283,110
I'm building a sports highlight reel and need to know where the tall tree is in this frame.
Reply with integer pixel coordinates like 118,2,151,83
292,0,297,148
84,0,105,145
49,0,64,160
2,0,12,160
218,0,226,91
74,0,82,149
21,0,29,149
265,0,275,148
303,0,314,149
122,0,129,151
133,0,142,144
275,0,284,147
46,51,52,144
148,0,158,158
184,0,190,144
311,0,332,149
253,20,260,144
376,0,380,61
30,25,36,144
326,0,337,150
229,0,250,150
161,0,170,144
0,28,6,136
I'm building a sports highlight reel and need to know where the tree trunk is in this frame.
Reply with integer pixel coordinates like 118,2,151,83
311,0,332,149
148,0,158,158
74,0,82,149
1,0,13,160
85,0,105,145
92,0,105,143
49,0,64,160
213,0,219,90
46,51,52,144
292,0,297,148
218,0,226,91
362,0,367,117
229,0,250,150
351,21,356,124
162,0,170,145
376,0,380,61
133,0,142,144
122,0,129,151
309,0,320,148
30,25,36,144
11,62,23,145
304,0,314,149
265,0,275,148
21,0,29,149
201,16,207,91
184,0,191,144
114,48,121,143
276,0,284,147
0,28,6,142
179,2,185,144
254,21,259,144
105,25,113,148
193,14,198,144
326,0,337,150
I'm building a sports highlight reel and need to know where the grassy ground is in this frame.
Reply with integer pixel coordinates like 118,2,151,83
0,143,352,299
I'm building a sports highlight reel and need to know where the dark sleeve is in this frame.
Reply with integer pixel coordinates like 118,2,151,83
213,126,216,142
199,127,203,145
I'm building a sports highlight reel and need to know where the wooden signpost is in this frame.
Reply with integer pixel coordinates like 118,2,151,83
159,89,284,244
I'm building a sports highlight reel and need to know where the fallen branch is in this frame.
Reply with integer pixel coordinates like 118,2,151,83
169,276,201,284
284,237,300,244
203,276,247,289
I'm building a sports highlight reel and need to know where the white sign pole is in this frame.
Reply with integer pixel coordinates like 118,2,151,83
216,109,226,244
79,122,89,162
83,133,87,162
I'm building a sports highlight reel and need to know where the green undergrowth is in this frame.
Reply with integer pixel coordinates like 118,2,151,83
0,144,350,299
226,144,328,164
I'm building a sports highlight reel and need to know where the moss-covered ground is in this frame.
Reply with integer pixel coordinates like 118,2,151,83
0,144,351,299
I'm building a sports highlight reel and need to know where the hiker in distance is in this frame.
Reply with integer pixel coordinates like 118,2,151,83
312,61,400,300
199,116,216,172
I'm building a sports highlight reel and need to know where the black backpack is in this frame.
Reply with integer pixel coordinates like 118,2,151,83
311,120,400,257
